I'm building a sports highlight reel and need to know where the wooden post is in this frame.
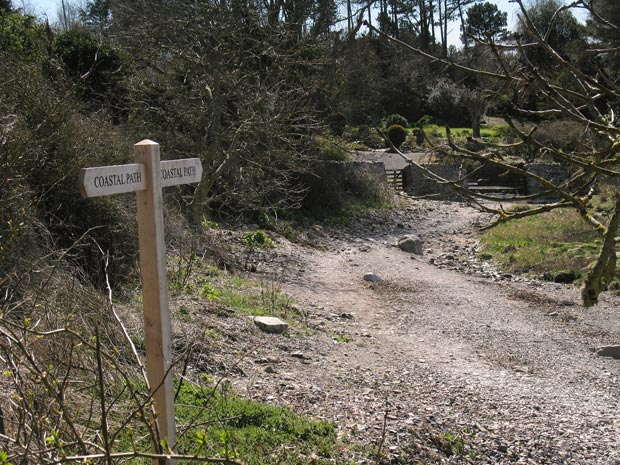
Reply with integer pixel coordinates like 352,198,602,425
134,140,177,463
79,140,202,465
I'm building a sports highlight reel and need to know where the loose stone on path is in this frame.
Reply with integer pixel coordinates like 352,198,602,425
398,235,424,255
254,316,289,334
364,272,381,282
596,345,620,359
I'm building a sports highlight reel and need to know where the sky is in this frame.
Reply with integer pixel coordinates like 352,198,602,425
23,0,527,25
16,0,59,21
21,0,587,45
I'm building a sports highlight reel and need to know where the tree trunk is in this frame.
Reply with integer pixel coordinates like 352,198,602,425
419,0,429,49
458,0,469,52
347,0,353,33
192,67,223,223
439,0,448,56
429,0,436,46
582,196,620,306
472,116,481,138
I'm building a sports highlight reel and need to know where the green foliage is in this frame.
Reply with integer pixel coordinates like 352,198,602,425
175,382,343,464
52,29,128,114
416,114,443,127
311,135,351,161
199,283,222,301
588,0,620,72
383,113,408,129
479,209,606,281
518,0,584,66
488,124,516,141
404,123,513,144
386,124,407,149
242,230,274,249
426,79,470,127
0,10,48,59
331,334,351,343
201,219,220,230
286,199,393,229
81,0,111,29
256,211,271,228
435,431,476,459
0,58,136,286
352,126,384,149
464,2,508,42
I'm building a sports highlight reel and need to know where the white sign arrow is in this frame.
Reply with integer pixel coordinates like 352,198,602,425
79,158,203,198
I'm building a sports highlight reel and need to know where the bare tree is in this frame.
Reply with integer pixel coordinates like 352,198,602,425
56,0,86,30
107,0,335,221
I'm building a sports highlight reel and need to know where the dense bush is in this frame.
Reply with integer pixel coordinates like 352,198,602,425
301,161,389,210
327,112,347,136
52,29,129,116
0,58,137,289
383,113,409,129
386,124,407,149
0,9,47,59
415,114,444,127
311,135,351,161
533,120,589,154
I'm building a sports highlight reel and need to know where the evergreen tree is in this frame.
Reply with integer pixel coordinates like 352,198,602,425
82,0,110,29
588,0,620,72
517,0,584,67
463,1,507,43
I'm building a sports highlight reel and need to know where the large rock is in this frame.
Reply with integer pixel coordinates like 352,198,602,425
596,345,620,359
364,272,381,282
254,316,289,334
398,235,423,255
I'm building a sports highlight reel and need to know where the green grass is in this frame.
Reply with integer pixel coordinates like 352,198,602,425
218,279,294,318
194,271,298,320
331,334,351,343
479,208,605,281
420,124,510,142
112,379,354,464
174,381,350,464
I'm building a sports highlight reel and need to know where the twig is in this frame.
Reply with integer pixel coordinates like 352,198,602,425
376,396,390,459
95,325,112,465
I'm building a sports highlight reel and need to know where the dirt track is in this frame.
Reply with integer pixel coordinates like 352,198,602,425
233,199,620,463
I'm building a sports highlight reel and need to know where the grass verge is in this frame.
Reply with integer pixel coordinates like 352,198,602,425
478,208,607,282
174,381,346,464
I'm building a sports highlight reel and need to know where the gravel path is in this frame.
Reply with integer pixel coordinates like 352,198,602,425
234,199,620,463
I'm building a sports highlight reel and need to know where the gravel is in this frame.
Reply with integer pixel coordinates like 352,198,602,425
225,199,620,463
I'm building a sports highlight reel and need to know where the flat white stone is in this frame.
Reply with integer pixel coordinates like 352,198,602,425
254,316,289,334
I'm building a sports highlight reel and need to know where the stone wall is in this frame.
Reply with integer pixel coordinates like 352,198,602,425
401,162,571,199
301,160,389,209
402,163,465,198
524,163,571,199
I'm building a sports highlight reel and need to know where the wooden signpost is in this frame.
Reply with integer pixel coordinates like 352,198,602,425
80,140,203,464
